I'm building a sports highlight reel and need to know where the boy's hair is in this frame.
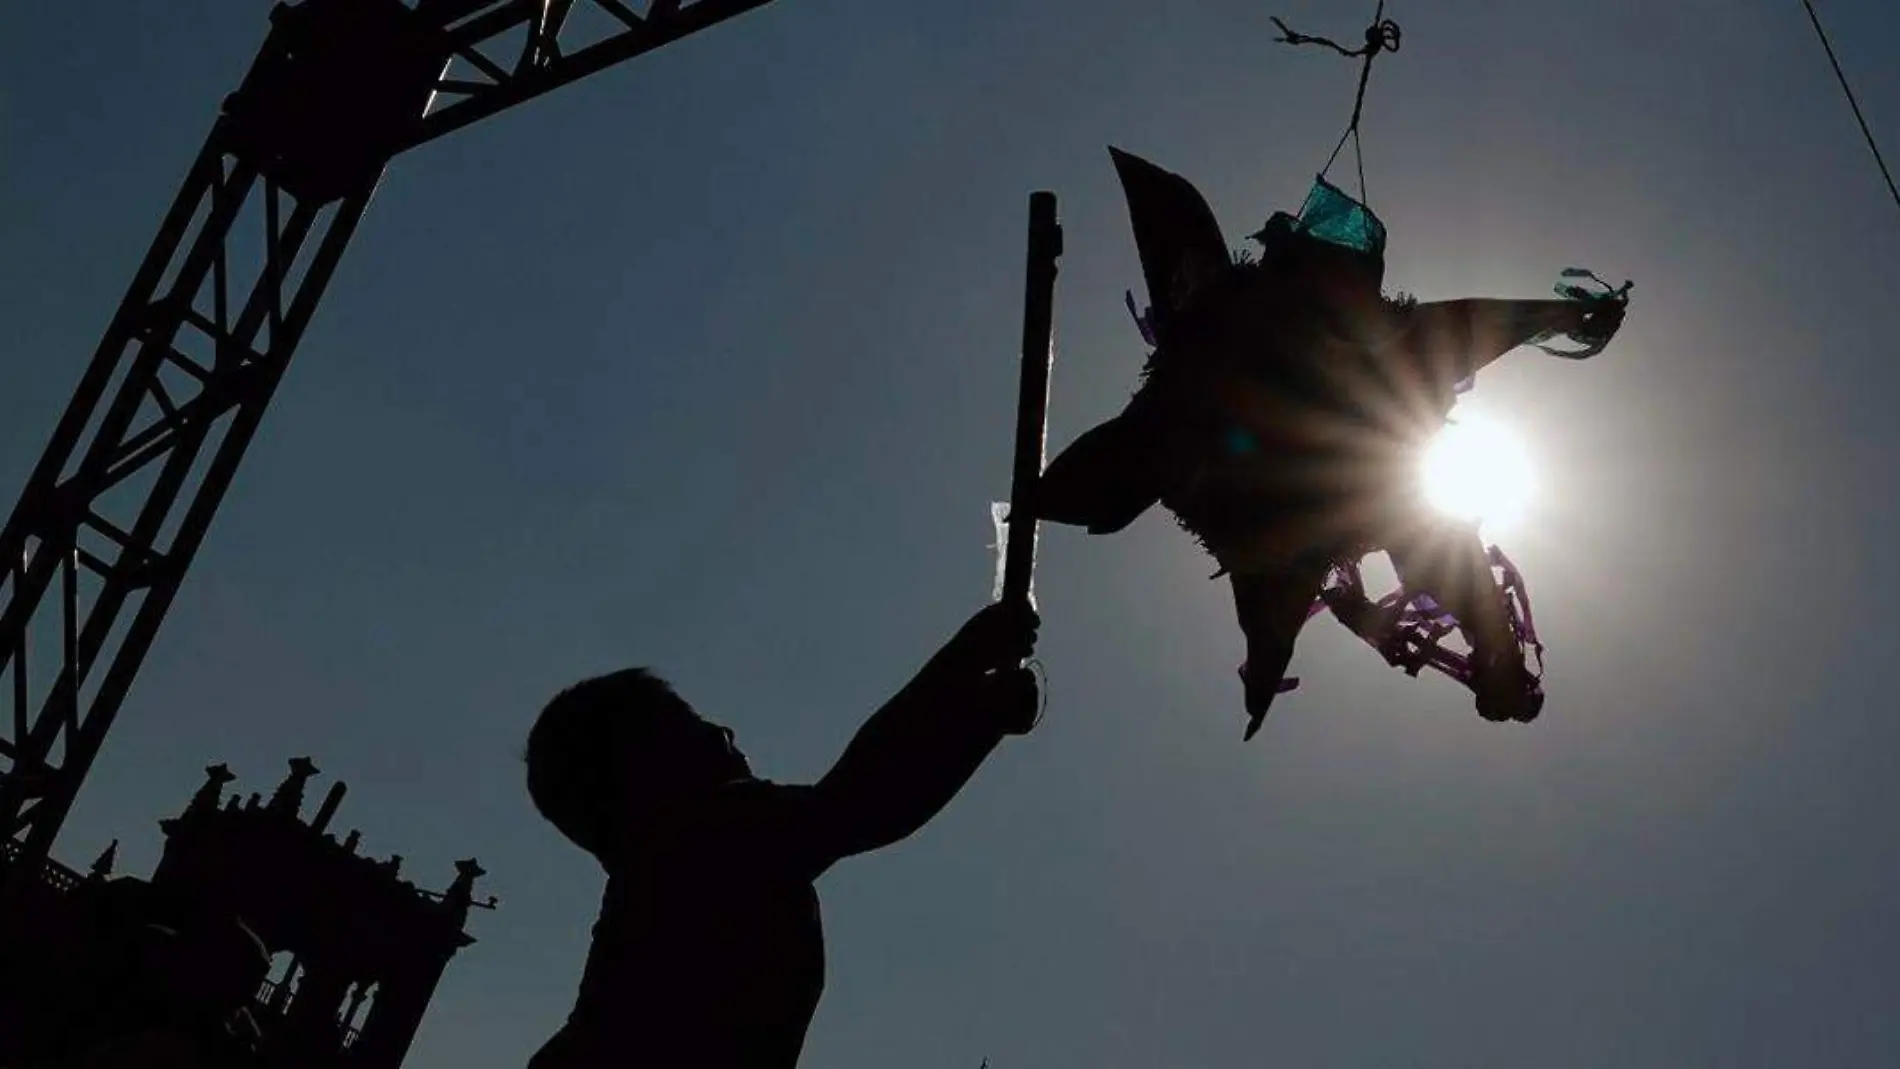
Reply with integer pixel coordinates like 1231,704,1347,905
525,667,694,857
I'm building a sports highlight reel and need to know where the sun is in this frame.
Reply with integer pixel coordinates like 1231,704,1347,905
1418,407,1537,536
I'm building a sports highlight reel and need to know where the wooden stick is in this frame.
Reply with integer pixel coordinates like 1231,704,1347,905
1001,191,1062,609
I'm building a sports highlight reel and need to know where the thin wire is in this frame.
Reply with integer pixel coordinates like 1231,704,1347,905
1352,0,1385,206
1355,128,1369,207
1800,0,1900,214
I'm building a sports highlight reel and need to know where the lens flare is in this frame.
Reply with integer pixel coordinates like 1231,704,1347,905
1419,409,1536,536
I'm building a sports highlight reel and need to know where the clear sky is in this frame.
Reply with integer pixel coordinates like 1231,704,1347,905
5,1,1900,1066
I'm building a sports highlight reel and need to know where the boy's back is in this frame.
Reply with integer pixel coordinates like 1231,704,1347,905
532,781,829,1069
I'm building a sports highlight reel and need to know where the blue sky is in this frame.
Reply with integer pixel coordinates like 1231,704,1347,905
5,1,1900,1066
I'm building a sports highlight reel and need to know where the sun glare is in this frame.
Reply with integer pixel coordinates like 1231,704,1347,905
1419,408,1536,536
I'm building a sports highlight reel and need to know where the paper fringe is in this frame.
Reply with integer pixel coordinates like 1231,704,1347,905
990,501,1040,608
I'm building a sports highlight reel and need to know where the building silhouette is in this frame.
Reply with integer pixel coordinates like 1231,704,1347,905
0,758,493,1068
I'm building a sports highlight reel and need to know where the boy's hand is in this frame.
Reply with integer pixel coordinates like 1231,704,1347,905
983,665,1041,735
937,601,1040,676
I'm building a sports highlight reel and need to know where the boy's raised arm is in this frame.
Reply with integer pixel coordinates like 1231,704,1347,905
804,602,1039,866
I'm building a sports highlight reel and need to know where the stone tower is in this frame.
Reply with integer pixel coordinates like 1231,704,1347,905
151,758,494,1068
0,758,493,1068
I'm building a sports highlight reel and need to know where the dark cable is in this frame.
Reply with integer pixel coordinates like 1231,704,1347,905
1800,0,1900,214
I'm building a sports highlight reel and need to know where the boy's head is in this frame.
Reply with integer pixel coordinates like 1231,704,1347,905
525,668,751,858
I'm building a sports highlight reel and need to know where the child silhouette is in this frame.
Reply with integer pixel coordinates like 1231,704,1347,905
525,601,1039,1068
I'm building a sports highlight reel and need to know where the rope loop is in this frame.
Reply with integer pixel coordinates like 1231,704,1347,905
1367,19,1401,55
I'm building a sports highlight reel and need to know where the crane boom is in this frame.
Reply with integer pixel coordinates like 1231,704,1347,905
414,0,781,149
0,0,782,898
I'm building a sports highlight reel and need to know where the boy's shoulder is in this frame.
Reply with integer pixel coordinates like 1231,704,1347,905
613,777,832,882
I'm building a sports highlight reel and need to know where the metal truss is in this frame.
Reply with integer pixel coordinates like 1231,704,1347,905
0,0,781,895
413,0,781,147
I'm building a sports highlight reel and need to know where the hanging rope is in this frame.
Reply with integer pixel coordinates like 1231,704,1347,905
1271,1,1402,206
1799,0,1900,216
